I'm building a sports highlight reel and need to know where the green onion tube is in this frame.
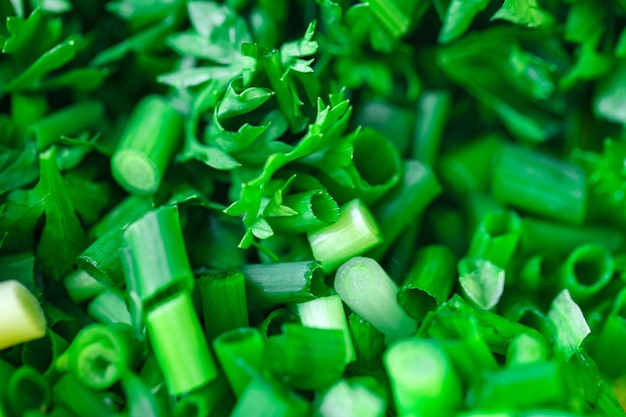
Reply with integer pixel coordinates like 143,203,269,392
230,377,308,417
368,159,442,260
0,280,47,350
266,324,346,390
89,195,154,241
111,95,183,195
122,372,165,417
6,366,51,416
297,295,356,364
412,90,451,165
466,362,565,410
21,328,69,376
258,308,299,338
520,217,623,256
473,307,548,355
213,327,265,397
199,270,249,340
506,332,549,367
335,257,417,342
240,261,328,305
308,199,382,272
354,100,415,155
547,290,591,360
174,377,232,417
458,258,505,311
76,229,126,286
348,313,386,374
592,288,626,378
53,375,118,417
30,101,104,151
122,205,194,304
315,379,387,417
87,288,132,325
384,338,462,417
63,269,107,304
491,145,587,224
468,209,522,269
145,292,218,395
397,245,457,321
517,253,560,291
558,244,613,302
56,323,141,390
267,189,340,233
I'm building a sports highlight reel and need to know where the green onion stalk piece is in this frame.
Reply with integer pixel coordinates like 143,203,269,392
506,332,549,367
0,280,47,350
266,324,346,390
314,379,387,417
87,288,132,325
412,90,451,165
267,189,340,233
335,257,417,342
145,291,218,395
517,253,560,292
122,372,165,417
558,244,613,302
308,199,382,272
55,323,141,390
63,269,107,304
21,328,69,377
468,209,522,269
76,228,126,286
122,205,194,304
230,376,308,417
348,313,386,374
88,195,154,241
467,361,566,410
53,375,118,417
547,289,591,360
258,308,300,339
384,338,463,417
458,258,505,311
111,95,183,195
397,245,457,321
199,270,249,340
174,376,232,417
592,288,626,378
491,144,587,224
297,295,356,364
6,366,51,416
240,260,328,305
368,159,442,260
213,327,265,397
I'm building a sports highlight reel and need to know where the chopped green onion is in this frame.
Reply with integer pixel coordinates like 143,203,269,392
111,95,183,195
122,372,165,417
468,209,521,269
122,205,194,304
308,199,382,272
412,91,451,165
5,366,51,415
21,328,70,376
174,376,232,417
240,260,328,305
368,159,442,260
335,257,417,342
213,327,265,397
347,313,386,374
491,145,587,224
592,288,626,378
547,290,591,360
56,323,141,390
199,270,249,340
315,379,387,417
384,338,462,417
458,258,505,311
397,245,457,321
230,376,308,417
0,280,46,350
63,269,107,304
296,295,356,363
53,375,118,417
558,244,613,302
266,324,346,390
506,332,549,367
76,229,126,286
145,292,218,395
267,189,339,233
517,253,560,292
87,289,132,325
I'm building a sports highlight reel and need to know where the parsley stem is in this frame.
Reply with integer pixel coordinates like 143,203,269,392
266,324,346,390
111,95,183,195
297,295,356,364
397,245,457,321
145,292,218,395
348,313,386,374
63,269,107,304
0,280,46,350
199,270,249,340
267,189,339,233
308,199,382,272
240,260,327,305
87,289,132,325
412,90,451,165
558,244,613,302
492,145,587,224
122,205,194,304
6,366,50,416
368,159,441,260
384,338,462,417
213,328,265,397
468,209,522,269
335,257,417,342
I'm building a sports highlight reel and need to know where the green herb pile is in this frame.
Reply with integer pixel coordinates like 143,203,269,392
2,0,626,416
